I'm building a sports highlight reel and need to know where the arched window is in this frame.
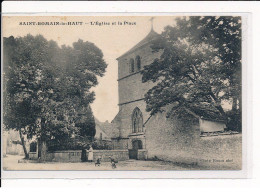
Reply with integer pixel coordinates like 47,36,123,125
132,107,143,133
129,58,134,73
136,56,141,71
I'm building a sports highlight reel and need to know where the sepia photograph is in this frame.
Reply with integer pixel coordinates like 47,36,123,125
2,15,242,172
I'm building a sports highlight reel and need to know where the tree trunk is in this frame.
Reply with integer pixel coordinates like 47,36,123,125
18,128,29,159
215,105,226,119
39,140,47,162
209,91,226,118
232,97,238,112
38,117,48,162
208,91,229,126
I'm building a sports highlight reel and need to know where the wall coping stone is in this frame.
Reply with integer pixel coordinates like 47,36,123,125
51,150,82,153
93,149,128,153
49,149,129,153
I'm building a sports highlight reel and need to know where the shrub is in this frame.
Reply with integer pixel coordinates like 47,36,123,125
92,140,112,150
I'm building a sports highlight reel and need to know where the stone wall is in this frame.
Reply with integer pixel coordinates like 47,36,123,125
117,42,161,109
112,138,129,149
29,150,129,163
117,43,162,81
114,35,162,144
50,150,82,162
29,152,38,160
118,73,155,104
145,111,242,170
137,149,148,160
93,150,129,162
145,110,200,158
115,101,149,138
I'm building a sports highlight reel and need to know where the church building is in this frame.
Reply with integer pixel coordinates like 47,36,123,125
111,25,228,163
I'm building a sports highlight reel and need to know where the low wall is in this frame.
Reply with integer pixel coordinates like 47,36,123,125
29,152,38,160
31,149,129,163
93,150,129,162
145,111,242,170
50,150,82,162
148,134,242,170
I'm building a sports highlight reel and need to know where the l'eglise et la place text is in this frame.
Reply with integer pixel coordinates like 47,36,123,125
90,21,137,26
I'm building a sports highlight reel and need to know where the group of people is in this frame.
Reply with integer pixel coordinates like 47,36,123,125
81,145,118,169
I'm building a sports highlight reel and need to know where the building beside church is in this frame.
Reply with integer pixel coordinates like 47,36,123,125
110,27,240,168
3,129,31,157
94,118,113,141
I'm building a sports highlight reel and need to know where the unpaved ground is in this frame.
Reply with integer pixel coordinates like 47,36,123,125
3,154,200,171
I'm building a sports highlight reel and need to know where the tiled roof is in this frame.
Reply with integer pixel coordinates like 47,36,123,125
117,29,160,59
94,118,119,138
186,104,226,122
165,103,226,122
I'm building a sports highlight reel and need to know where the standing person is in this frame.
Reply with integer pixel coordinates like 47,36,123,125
87,145,94,162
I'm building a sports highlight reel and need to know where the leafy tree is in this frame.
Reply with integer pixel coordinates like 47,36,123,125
3,35,52,158
75,106,96,137
3,35,107,157
142,16,241,130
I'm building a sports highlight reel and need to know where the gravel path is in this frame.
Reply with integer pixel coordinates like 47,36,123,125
3,154,199,171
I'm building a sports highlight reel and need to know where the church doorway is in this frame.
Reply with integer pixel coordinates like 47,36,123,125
129,139,143,159
132,139,143,150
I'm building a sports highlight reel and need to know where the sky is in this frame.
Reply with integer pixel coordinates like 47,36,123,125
3,16,178,122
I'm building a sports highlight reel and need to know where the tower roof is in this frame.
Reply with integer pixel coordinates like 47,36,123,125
117,29,160,60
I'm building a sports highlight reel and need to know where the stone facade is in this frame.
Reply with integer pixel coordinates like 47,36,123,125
145,109,201,159
111,29,241,169
112,29,162,156
3,129,30,156
145,110,241,169
199,119,226,132
112,29,202,156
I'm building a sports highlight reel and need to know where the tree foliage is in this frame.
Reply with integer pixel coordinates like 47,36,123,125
142,16,241,130
75,105,96,137
3,35,107,154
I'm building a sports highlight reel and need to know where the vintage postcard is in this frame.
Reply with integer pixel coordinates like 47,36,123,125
1,14,247,178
